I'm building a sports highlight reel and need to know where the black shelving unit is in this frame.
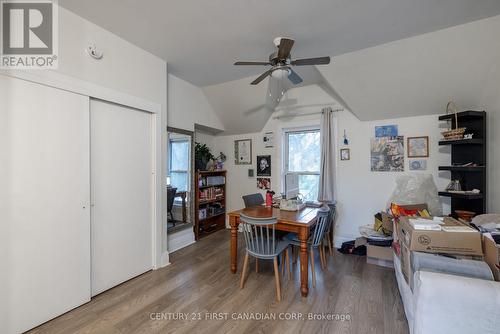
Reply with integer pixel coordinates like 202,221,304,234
438,110,487,215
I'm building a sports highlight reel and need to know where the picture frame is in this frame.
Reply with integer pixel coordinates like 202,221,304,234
409,159,427,171
234,139,252,164
263,132,274,148
407,136,429,158
340,148,350,161
375,125,398,138
256,155,271,176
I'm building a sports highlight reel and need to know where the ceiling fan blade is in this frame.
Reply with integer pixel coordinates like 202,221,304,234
291,56,330,66
287,69,303,85
277,38,295,59
234,61,271,65
251,69,273,85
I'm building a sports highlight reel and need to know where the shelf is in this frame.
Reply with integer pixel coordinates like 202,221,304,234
438,191,484,199
199,197,224,205
199,211,226,222
439,166,486,172
438,110,486,121
198,170,226,175
438,139,484,146
199,184,225,189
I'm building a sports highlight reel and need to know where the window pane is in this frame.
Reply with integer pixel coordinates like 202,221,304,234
171,141,189,171
298,174,319,202
170,172,188,192
288,131,320,172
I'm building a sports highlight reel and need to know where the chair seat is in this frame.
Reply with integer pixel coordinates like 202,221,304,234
247,239,290,260
284,232,314,246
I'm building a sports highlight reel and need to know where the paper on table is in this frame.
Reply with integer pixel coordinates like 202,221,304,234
441,226,475,232
409,218,442,231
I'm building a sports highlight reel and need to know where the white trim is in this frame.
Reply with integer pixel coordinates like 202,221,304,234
281,126,321,198
1,70,165,270
0,70,161,114
160,251,171,268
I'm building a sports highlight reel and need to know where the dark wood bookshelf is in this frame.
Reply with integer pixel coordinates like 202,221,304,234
438,166,485,172
438,111,487,215
438,139,484,146
438,191,484,199
194,170,226,240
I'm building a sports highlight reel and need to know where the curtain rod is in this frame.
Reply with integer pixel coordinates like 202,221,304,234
273,108,344,120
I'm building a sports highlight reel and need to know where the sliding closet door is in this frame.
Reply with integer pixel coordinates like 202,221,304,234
0,76,91,334
90,99,153,296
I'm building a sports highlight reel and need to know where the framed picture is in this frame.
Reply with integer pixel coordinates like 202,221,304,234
340,148,350,161
257,178,271,190
375,125,398,138
248,169,254,177
234,139,252,164
409,159,427,171
263,132,274,148
407,136,429,158
257,155,271,176
371,136,405,172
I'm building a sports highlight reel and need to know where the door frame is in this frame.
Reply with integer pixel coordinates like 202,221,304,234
0,70,165,269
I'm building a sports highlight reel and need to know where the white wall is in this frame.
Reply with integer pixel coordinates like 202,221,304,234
214,85,451,245
3,6,170,267
168,74,224,132
334,112,450,244
58,8,167,106
166,74,223,252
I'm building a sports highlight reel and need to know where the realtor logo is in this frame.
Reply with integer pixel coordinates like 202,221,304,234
1,0,58,69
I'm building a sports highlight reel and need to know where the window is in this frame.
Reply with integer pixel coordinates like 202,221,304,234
168,139,190,192
283,128,321,202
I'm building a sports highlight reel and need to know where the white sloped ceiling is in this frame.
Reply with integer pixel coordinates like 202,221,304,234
203,15,500,134
318,15,500,121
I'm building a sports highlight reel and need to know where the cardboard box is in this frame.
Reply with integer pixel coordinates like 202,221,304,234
483,234,500,281
399,216,482,256
392,204,428,243
366,244,394,268
367,244,393,261
400,242,412,284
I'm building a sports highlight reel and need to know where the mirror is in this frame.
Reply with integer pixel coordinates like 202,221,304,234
167,127,194,234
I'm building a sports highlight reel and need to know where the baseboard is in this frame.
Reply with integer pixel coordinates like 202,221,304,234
159,251,170,268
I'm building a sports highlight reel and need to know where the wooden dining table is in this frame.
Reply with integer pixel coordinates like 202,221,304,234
227,206,320,297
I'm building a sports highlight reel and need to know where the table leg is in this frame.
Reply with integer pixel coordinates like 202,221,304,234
230,217,238,273
181,193,187,224
299,227,309,297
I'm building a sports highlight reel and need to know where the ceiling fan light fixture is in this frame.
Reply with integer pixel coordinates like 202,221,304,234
271,67,291,79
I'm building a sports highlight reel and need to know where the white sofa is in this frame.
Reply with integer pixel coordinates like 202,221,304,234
394,254,500,334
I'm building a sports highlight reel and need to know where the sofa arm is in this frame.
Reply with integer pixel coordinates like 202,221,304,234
413,270,500,334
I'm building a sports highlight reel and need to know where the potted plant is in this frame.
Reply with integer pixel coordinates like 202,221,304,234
194,142,215,171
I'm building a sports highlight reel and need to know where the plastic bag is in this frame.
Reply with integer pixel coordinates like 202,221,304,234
387,174,442,216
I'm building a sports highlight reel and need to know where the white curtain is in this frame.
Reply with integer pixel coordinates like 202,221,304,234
317,107,336,202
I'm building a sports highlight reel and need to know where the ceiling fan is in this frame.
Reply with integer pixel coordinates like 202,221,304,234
234,37,331,86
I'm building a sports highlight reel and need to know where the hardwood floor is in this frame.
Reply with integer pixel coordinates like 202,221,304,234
28,230,409,334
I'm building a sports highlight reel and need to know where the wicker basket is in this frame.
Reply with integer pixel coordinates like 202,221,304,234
441,101,466,140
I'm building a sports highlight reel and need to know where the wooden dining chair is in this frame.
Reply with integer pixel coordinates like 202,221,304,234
285,207,330,288
239,214,290,302
323,203,337,260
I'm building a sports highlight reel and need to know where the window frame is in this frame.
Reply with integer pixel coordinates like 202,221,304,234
282,126,321,200
168,137,190,193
